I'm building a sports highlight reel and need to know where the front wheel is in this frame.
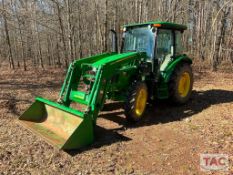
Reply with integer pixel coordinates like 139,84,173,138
124,82,148,122
169,63,193,104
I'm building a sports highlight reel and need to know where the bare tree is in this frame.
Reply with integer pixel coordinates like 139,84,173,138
0,0,232,71
2,0,14,69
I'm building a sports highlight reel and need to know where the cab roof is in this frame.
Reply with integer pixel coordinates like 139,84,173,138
124,21,187,31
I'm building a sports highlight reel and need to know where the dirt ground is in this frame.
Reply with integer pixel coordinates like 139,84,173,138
0,68,232,175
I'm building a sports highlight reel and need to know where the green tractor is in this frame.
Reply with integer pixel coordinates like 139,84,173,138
19,21,193,150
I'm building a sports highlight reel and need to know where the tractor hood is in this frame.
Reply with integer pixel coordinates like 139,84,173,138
91,52,146,67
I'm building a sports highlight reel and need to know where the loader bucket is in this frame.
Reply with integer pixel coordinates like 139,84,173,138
18,97,94,150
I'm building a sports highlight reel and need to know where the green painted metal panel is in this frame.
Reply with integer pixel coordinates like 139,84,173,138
61,116,94,150
162,55,192,82
156,55,192,99
73,52,117,66
91,52,138,67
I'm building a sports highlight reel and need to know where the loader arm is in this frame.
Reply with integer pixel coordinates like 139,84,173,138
59,52,148,123
19,52,148,150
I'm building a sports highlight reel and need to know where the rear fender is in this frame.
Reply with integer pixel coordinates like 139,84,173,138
161,55,192,83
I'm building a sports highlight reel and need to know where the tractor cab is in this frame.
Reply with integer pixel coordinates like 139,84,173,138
121,21,187,72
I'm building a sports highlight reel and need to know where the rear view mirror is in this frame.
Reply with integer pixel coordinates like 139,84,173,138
110,29,118,53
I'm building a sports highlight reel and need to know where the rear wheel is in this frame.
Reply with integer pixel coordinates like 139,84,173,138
169,63,193,104
124,82,148,122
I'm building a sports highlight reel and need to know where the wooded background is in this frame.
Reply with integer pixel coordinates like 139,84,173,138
0,0,232,71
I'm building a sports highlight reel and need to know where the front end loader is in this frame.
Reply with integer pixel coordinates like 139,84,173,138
19,21,193,150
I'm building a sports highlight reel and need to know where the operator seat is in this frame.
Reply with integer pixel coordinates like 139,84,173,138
160,54,172,71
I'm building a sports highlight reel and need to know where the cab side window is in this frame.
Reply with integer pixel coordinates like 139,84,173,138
156,29,174,64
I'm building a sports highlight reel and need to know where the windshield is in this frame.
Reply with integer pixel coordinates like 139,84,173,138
123,27,155,58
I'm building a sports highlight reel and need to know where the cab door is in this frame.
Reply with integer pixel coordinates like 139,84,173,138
155,29,174,71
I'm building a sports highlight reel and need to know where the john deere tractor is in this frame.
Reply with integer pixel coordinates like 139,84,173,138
19,21,193,150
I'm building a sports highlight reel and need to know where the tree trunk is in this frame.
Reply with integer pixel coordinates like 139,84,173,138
36,29,44,69
77,1,83,58
212,6,230,71
66,0,74,61
2,0,14,69
55,1,69,67
104,0,109,52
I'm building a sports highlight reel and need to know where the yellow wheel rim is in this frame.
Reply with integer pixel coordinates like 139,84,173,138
178,72,191,97
135,87,147,117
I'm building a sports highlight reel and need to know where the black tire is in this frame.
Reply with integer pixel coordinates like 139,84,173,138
169,63,193,104
124,82,148,122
